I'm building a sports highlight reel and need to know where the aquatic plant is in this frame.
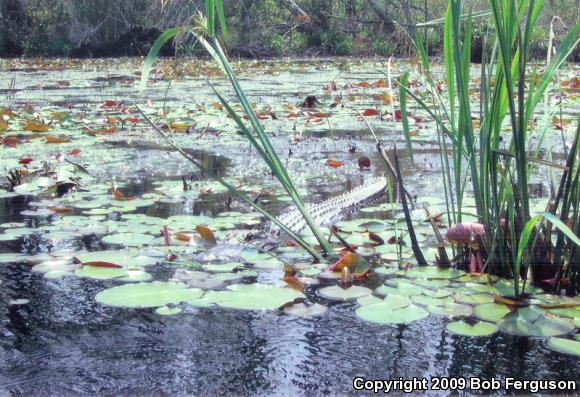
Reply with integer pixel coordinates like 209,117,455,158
140,0,335,259
401,0,580,298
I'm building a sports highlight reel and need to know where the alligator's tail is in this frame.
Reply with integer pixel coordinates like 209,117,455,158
271,176,387,234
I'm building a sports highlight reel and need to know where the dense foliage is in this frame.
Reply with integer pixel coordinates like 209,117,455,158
1,0,578,58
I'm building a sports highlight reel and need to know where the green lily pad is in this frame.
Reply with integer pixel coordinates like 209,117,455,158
75,250,159,267
318,285,372,301
498,306,575,337
356,303,429,324
447,320,498,337
546,337,580,357
382,294,412,309
102,233,155,247
75,266,128,280
373,266,400,275
454,293,494,305
422,288,454,298
427,303,473,317
474,303,512,322
413,278,451,288
357,295,383,306
405,266,465,279
95,281,204,308
375,284,424,297
204,283,304,310
412,294,454,307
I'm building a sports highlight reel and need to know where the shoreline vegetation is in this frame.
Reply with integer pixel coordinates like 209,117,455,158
1,0,578,60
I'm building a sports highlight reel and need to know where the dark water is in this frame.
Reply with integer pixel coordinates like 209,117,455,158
1,258,579,396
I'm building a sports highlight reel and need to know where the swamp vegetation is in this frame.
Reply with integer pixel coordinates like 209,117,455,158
0,0,579,394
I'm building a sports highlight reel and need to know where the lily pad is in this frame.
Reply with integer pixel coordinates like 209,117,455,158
356,303,429,324
204,283,304,310
75,266,128,280
95,281,204,308
405,267,465,279
447,320,498,337
102,233,155,247
474,303,512,323
546,337,580,357
375,284,424,297
454,293,494,305
318,285,372,301
498,306,575,337
427,303,473,317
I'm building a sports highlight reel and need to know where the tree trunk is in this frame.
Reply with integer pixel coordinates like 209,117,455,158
368,0,395,31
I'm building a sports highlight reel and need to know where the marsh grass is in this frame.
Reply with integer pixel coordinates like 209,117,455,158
403,0,579,297
140,1,334,260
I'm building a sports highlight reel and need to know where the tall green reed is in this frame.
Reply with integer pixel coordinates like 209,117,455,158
140,1,335,259
402,0,579,298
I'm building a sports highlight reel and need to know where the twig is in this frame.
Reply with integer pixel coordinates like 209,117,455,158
424,205,451,267
394,148,428,266
355,109,414,204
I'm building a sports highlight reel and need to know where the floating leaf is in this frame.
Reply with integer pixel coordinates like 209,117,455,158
375,283,424,297
95,281,204,308
427,303,473,317
204,284,304,310
24,119,49,132
196,224,217,247
405,266,465,279
356,303,429,324
81,261,122,268
102,233,155,247
474,303,512,322
318,285,372,301
546,338,580,357
498,306,575,337
454,293,494,305
326,159,345,168
447,320,498,337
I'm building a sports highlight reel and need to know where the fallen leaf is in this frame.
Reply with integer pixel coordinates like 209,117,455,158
114,190,135,201
326,159,344,168
284,275,305,291
24,119,49,132
368,232,384,245
175,232,193,241
82,261,123,268
362,108,379,116
196,225,217,246
45,136,69,143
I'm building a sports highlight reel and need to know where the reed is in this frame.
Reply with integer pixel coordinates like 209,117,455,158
140,0,334,259
402,0,579,298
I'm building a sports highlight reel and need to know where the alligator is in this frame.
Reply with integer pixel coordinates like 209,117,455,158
272,176,388,234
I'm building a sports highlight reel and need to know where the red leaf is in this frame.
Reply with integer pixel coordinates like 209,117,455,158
19,157,33,165
326,159,344,168
362,108,379,116
394,109,403,122
82,261,122,268
68,148,81,156
368,232,384,245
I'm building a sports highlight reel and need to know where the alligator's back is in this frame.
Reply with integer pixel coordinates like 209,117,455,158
273,176,387,234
